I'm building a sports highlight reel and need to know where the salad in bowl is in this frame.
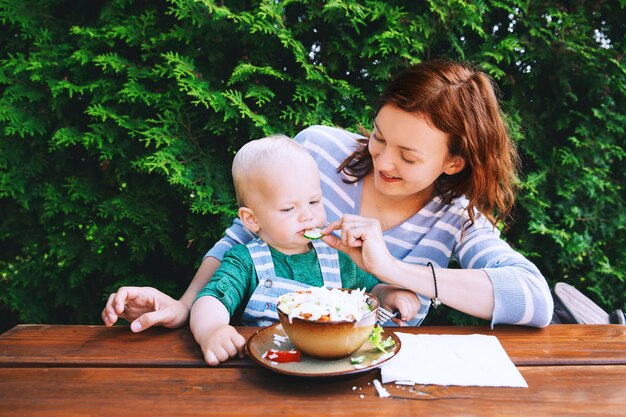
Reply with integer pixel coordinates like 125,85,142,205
276,287,379,359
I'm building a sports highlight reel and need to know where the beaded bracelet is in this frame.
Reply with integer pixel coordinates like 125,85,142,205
426,262,441,309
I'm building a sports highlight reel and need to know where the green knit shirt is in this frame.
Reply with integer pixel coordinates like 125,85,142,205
195,244,380,322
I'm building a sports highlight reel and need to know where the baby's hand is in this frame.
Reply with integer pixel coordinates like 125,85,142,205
383,288,421,325
200,324,246,366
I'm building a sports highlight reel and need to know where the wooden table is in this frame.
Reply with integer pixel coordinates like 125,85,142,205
1,324,625,416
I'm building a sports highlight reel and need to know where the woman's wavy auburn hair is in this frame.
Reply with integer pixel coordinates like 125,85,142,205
339,60,521,229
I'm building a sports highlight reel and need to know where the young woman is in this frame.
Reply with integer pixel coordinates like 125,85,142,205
102,59,553,331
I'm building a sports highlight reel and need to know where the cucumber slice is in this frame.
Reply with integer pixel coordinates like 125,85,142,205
350,355,366,365
303,227,323,240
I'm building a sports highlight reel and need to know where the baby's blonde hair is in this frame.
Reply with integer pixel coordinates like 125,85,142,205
232,134,309,206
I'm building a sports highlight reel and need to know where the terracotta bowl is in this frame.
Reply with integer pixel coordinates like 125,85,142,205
277,291,379,360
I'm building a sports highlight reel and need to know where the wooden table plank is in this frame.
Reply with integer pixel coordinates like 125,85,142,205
1,324,625,367
0,324,210,368
1,365,624,417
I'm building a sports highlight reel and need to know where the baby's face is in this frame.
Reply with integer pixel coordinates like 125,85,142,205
248,155,326,255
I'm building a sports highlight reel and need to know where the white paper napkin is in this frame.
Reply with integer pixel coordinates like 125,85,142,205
380,333,527,388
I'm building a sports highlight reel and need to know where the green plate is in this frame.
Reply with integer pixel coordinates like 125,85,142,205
246,322,401,377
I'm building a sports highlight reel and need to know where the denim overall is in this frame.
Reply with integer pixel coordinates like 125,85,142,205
241,238,342,327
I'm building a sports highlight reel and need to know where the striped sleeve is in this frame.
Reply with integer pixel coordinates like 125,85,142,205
204,218,256,261
454,219,554,328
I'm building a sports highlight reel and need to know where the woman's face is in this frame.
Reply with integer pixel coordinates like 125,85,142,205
368,104,463,200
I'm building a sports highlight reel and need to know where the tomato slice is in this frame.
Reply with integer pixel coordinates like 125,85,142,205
262,349,301,363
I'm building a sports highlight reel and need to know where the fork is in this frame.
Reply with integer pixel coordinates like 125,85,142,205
377,307,399,326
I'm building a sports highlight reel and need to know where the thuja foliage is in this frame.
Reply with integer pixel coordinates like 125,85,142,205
1,0,624,328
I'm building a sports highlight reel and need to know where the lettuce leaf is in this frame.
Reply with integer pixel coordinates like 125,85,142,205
369,325,396,353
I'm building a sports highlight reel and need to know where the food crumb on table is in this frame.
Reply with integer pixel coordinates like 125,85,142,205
395,380,415,386
373,379,391,398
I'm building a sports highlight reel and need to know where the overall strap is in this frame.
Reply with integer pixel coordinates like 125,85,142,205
245,238,276,283
242,238,307,326
311,239,342,288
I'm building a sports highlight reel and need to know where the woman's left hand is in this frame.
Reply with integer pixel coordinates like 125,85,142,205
321,215,396,277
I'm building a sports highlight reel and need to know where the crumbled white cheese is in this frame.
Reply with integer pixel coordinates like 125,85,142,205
277,287,370,322
273,334,288,342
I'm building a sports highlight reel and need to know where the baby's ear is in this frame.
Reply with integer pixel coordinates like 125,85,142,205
238,207,260,233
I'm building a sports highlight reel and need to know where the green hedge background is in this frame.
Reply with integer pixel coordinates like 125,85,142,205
1,0,624,331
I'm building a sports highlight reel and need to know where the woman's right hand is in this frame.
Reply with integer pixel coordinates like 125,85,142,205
101,286,190,332
322,214,396,278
